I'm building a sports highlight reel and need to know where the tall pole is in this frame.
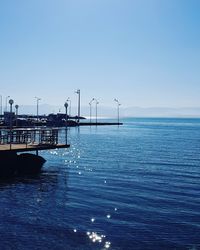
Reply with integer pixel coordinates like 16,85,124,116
96,101,98,124
35,97,41,123
67,97,71,117
5,95,10,112
75,89,80,123
9,99,14,128
89,98,94,124
114,99,121,124
15,104,19,127
9,99,14,149
89,102,92,124
118,104,119,124
64,102,68,145
93,98,99,124
0,95,2,117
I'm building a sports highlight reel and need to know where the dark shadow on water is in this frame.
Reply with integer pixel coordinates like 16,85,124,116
0,168,63,189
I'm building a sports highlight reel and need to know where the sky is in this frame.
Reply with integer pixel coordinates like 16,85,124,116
0,0,200,111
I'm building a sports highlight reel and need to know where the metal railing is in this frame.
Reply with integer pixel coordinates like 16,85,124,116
0,128,59,146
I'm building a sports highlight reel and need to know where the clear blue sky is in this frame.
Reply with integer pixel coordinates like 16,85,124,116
0,0,200,108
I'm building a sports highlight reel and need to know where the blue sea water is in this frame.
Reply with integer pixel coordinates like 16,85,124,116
0,118,200,250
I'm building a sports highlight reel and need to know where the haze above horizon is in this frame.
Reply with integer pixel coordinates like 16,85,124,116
0,0,200,109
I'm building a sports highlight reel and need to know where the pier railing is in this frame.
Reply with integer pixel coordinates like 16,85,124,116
0,128,60,146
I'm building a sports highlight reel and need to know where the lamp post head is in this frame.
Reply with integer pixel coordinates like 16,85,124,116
15,104,19,110
35,97,41,101
64,102,68,109
93,98,99,104
9,99,14,105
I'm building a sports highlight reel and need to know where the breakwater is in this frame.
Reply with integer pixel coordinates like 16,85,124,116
79,122,123,126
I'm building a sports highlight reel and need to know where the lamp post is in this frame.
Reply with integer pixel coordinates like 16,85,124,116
114,99,121,124
9,98,14,128
67,97,71,117
64,102,68,144
35,97,41,123
15,104,19,127
9,99,14,149
75,89,80,123
93,98,99,124
64,102,68,125
0,95,2,117
5,95,10,112
89,98,94,124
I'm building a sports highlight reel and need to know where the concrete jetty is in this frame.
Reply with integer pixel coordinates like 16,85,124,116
79,122,123,126
0,112,123,128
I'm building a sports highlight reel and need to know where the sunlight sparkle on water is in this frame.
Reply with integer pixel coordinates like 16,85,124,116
86,232,111,249
104,241,111,249
87,232,103,243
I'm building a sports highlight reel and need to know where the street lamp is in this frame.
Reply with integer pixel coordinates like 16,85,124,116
75,89,80,123
9,99,14,149
5,95,10,112
15,104,19,127
64,102,68,125
93,98,99,124
114,99,121,124
9,99,14,129
89,98,94,124
35,97,41,123
0,95,2,118
67,97,71,117
64,102,68,144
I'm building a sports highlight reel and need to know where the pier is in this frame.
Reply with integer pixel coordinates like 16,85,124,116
0,127,69,178
0,127,69,153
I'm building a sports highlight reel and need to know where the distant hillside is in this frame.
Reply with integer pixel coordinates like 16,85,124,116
122,107,200,118
17,104,200,118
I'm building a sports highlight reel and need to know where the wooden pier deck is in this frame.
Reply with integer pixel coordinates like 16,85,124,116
0,127,69,153
0,143,69,153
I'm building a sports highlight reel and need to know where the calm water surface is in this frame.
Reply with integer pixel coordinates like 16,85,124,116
0,118,200,250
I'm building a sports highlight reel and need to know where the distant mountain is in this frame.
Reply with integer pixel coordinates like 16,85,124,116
17,104,200,118
123,107,200,117
122,107,200,117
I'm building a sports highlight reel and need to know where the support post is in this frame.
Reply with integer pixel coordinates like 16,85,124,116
75,89,80,124
9,99,14,150
64,102,68,145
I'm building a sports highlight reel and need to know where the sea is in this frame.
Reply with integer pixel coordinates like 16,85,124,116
0,118,200,250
